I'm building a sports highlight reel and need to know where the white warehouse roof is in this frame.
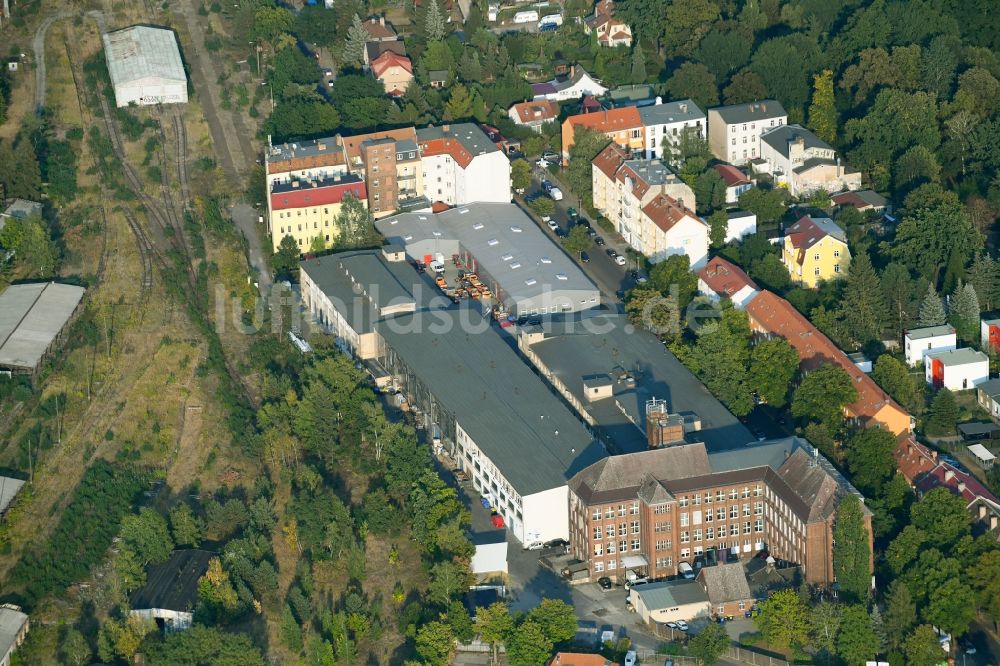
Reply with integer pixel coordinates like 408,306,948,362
0,282,86,372
103,26,186,89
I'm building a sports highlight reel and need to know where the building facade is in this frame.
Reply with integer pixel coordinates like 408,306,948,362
925,348,990,391
637,99,706,161
707,100,787,165
562,108,644,164
904,325,957,367
102,26,187,107
268,175,367,252
567,440,871,586
781,215,850,288
757,125,861,197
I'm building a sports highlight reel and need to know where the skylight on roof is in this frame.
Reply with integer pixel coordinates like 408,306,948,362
389,219,398,225
525,278,537,286
502,253,514,261
459,209,470,214
432,230,442,237
473,223,485,230
418,216,427,220
510,226,522,232
488,238,499,246
404,235,413,241
510,262,521,269
540,257,552,264
556,274,568,280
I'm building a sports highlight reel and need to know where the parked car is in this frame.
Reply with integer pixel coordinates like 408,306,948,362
546,219,559,231
755,430,767,441
614,254,627,266
541,179,553,192
678,562,695,579
544,538,569,549
580,251,590,262
664,621,678,630
598,576,613,590
595,236,606,246
523,541,544,551
549,187,564,200
542,150,559,162
536,158,550,169
606,248,619,257
675,620,689,632
624,650,637,666
555,227,567,237
567,207,579,219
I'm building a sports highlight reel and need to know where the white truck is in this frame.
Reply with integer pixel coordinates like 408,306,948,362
539,13,563,26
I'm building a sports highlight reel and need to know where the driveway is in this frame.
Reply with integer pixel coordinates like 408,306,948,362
231,203,272,293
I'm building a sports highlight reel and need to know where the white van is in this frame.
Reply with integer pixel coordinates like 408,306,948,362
678,562,695,579
513,10,538,23
429,260,445,274
549,187,563,201
539,14,563,26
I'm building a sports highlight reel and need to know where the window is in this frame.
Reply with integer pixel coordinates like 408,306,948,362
834,250,840,258
742,487,750,499
693,495,701,506
605,507,614,519
631,539,641,551
705,511,713,523
680,531,690,543
656,540,670,551
755,502,764,515
718,524,727,538
731,138,736,146
631,521,640,534
716,491,725,502
593,526,603,540
717,508,726,521
815,267,821,276
620,540,628,553
680,548,690,559
694,529,702,541
743,504,751,517
608,559,617,570
729,489,738,500
630,502,639,515
834,264,841,273
618,504,627,517
594,543,603,556
755,519,764,533
595,561,604,572
730,506,739,519
654,504,669,515
607,542,617,554
656,557,673,569
618,524,627,537
814,253,820,261
738,601,746,611
679,497,689,508
592,509,601,520
704,493,712,504
706,527,714,540
744,522,752,534
631,129,641,139
754,485,763,497
680,513,689,527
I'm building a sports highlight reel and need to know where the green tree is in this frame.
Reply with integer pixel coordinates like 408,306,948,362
197,557,239,621
708,209,728,249
970,550,1000,625
445,84,473,121
685,308,753,416
791,364,858,430
841,252,888,347
925,388,958,436
836,604,877,665
904,625,946,666
663,0,721,57
917,282,947,327
424,0,447,42
748,338,798,408
506,620,552,666
281,604,304,652
748,34,822,116
833,495,871,603
271,235,301,275
120,508,173,565
566,127,611,208
253,6,294,46
416,621,454,666
342,15,369,68
755,588,811,648
890,202,983,285
949,281,980,340
665,62,720,110
649,254,699,309
910,486,969,550
625,287,681,339
169,503,203,547
871,355,920,412
738,187,786,224
477,602,514,665
689,622,729,665
967,254,997,311
511,159,532,192
447,600,475,643
563,224,592,256
528,599,577,646
723,69,769,104
884,580,917,650
808,69,837,144
694,169,726,214
336,194,378,248
895,145,941,190
630,44,647,84
881,262,917,340
0,214,58,277
925,577,976,638
428,561,473,607
810,601,842,656
529,196,556,219
60,628,92,666
750,254,791,291
294,6,341,47
696,24,753,80
845,428,898,495
844,89,940,172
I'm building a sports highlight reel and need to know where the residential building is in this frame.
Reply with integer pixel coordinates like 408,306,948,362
746,290,912,435
518,314,753,453
0,605,28,666
904,325,957,367
831,189,887,214
0,282,86,379
583,0,632,47
130,550,214,632
713,164,753,204
508,99,560,132
563,107,643,163
416,124,512,207
895,437,1000,541
0,198,42,233
377,203,600,316
707,100,787,165
533,65,608,102
590,143,704,266
698,563,755,619
757,124,861,197
978,379,1000,422
982,316,1000,354
352,131,423,218
361,16,397,41
725,210,757,243
629,580,710,624
781,215,850,287
925,348,989,391
371,51,413,96
567,437,872,586
637,98,705,161
265,137,349,189
268,174,367,252
364,40,406,68
102,26,186,107
698,256,759,308
429,70,448,88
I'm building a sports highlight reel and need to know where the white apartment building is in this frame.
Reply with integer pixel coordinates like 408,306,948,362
417,124,512,207
904,325,957,367
758,124,862,197
707,100,787,165
637,98,706,161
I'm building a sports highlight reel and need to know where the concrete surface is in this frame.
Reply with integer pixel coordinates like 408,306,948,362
231,203,272,293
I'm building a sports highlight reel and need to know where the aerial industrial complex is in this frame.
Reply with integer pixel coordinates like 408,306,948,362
102,26,187,108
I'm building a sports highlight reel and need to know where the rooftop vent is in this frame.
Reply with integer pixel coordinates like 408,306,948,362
473,223,485,230
502,253,514,261
510,225,523,232
540,257,552,264
556,273,568,280
488,238,499,246
510,262,521,269
525,278,537,286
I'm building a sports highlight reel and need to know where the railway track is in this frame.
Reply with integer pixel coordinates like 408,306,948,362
173,109,191,204
122,209,154,295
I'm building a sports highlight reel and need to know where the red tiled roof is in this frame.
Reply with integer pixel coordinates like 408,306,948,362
362,18,397,40
509,100,559,124
371,51,412,78
270,179,367,211
339,128,418,162
745,290,907,431
895,436,1000,508
566,107,643,134
617,163,651,199
641,194,700,234
714,164,751,187
698,256,758,299
831,191,867,209
431,201,451,213
551,653,611,666
592,142,629,180
421,137,474,169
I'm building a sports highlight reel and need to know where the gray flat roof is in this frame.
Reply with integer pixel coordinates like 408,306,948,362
266,136,344,164
635,579,708,609
375,203,599,309
525,314,753,452
761,124,833,157
928,347,988,365
0,476,25,515
621,159,679,188
0,607,28,657
131,549,213,612
710,100,787,124
103,26,185,87
637,99,705,125
978,378,1000,398
300,251,421,334
0,282,86,371
1,198,43,220
907,325,955,340
377,310,605,495
416,122,500,157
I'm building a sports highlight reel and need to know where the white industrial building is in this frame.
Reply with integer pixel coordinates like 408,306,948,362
102,26,187,107
926,348,990,391
904,325,957,367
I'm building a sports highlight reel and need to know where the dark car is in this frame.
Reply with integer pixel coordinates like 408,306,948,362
755,430,767,442
541,179,553,192
606,248,619,258
580,251,590,262
598,576,613,590
544,538,569,549
576,217,590,227
595,236,605,246
567,207,579,219
555,227,567,237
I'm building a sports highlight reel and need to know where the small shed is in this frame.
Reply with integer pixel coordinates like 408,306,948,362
470,530,508,575
959,422,1000,441
130,549,214,632
967,443,996,470
629,579,710,624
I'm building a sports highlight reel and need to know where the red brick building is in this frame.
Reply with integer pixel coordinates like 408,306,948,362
567,439,871,587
